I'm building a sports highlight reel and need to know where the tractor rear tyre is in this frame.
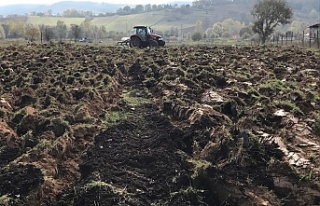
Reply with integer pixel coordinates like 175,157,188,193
130,37,141,48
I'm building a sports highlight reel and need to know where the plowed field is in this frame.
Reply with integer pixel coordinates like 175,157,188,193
1,44,320,206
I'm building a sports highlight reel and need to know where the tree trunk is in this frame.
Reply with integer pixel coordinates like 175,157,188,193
261,35,267,44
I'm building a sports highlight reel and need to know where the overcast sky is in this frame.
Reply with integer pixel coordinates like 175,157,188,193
0,0,189,6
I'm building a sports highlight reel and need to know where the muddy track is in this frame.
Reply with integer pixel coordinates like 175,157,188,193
55,69,207,205
57,103,200,205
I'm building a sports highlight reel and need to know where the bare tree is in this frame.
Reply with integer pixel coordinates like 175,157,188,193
0,25,5,39
70,24,82,42
39,24,44,43
56,20,67,41
251,0,293,44
44,26,55,42
25,24,40,41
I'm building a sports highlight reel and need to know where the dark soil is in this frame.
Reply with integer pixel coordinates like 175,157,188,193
0,164,43,205
57,104,205,206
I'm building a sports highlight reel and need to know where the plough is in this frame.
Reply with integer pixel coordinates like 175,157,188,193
117,37,130,46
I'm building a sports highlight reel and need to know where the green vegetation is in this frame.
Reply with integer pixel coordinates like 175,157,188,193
11,109,27,125
10,139,53,165
191,32,202,41
83,180,109,190
82,180,126,195
310,91,320,102
32,139,53,151
170,186,205,199
121,91,153,107
0,195,11,206
275,100,304,115
28,16,85,26
315,113,320,135
251,0,293,43
187,158,212,179
299,169,314,182
105,111,127,124
258,80,299,93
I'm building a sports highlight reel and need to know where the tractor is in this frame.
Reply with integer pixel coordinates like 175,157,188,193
129,26,165,48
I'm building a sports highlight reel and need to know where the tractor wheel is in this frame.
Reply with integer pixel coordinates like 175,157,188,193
130,37,141,48
149,40,159,48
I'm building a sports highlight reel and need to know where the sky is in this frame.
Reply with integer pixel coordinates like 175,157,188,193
0,0,189,6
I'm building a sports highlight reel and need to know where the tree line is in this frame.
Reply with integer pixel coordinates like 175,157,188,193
0,19,185,42
0,19,127,42
20,4,192,18
192,0,296,44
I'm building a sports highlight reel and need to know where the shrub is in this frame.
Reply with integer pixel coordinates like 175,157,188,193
191,32,202,41
241,32,252,40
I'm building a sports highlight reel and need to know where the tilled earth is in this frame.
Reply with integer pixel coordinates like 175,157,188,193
0,43,320,206
57,104,199,206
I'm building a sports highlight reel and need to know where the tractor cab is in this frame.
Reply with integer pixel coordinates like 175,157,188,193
129,26,149,41
129,26,165,48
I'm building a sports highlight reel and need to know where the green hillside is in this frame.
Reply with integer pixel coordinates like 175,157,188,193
91,10,201,33
26,3,253,33
27,10,201,33
26,1,316,34
27,16,86,26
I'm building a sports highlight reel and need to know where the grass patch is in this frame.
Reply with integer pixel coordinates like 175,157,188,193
248,87,270,100
121,91,153,107
314,113,320,135
0,195,11,206
187,158,212,179
275,100,304,116
84,181,109,190
11,139,53,165
299,170,314,182
31,139,53,153
82,180,127,195
310,91,320,102
259,80,299,93
11,109,27,125
170,186,205,199
175,150,212,179
105,111,127,124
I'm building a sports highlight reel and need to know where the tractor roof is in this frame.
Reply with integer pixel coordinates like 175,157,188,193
133,26,149,29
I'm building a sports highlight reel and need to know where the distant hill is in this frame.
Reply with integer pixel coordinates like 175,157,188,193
49,1,125,14
0,1,192,17
26,2,255,32
0,4,48,16
0,1,124,16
